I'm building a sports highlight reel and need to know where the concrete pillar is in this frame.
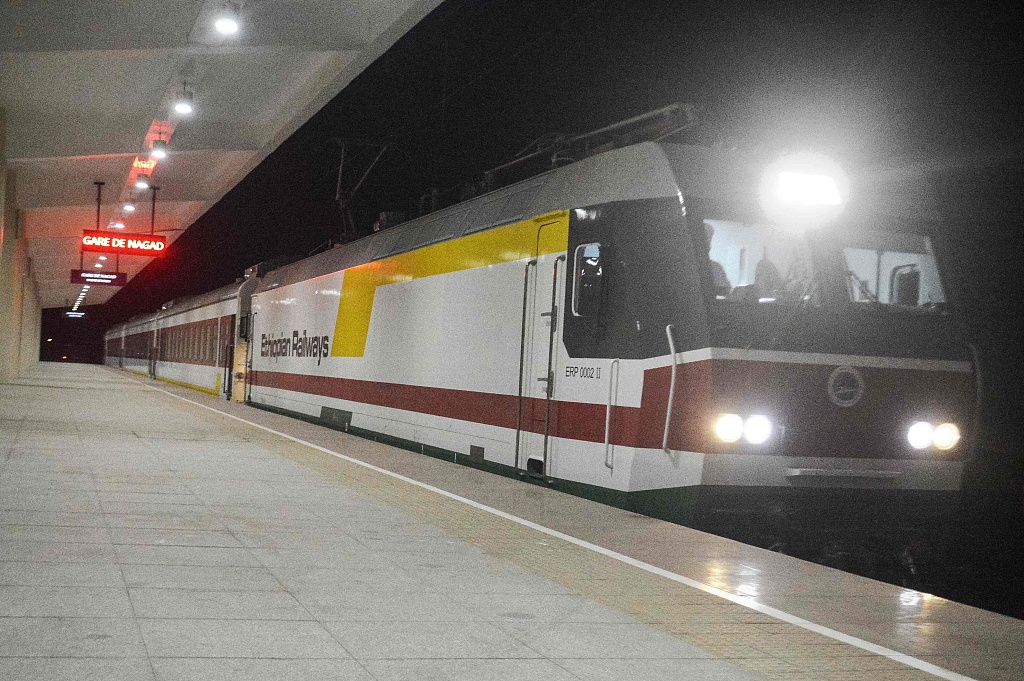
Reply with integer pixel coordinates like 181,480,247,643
0,107,38,381
19,241,41,375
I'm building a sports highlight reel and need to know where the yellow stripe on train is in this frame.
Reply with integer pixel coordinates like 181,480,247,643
331,211,569,357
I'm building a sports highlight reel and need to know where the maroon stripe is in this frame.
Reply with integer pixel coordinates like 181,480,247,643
250,370,646,446
251,359,976,459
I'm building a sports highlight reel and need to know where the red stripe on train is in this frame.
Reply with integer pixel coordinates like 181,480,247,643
251,358,975,459
250,370,645,445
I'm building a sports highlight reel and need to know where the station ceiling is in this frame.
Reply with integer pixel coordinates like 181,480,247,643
1,0,440,309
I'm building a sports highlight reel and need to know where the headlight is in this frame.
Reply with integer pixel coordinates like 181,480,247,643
715,414,774,444
932,423,961,450
907,422,934,450
908,421,961,451
714,414,744,443
743,415,773,444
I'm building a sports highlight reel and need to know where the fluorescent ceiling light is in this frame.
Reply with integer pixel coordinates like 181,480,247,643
214,5,240,35
174,92,194,115
150,139,168,160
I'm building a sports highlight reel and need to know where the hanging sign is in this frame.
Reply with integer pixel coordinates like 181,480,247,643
71,269,127,286
81,230,167,257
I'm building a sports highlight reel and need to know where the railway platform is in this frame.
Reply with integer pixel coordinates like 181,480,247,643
0,363,1020,681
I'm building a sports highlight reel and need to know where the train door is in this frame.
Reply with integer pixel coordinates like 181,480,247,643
220,315,235,401
516,220,567,480
148,330,158,379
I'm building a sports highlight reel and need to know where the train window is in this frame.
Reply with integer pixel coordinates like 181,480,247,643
572,243,604,317
703,219,813,304
842,233,946,309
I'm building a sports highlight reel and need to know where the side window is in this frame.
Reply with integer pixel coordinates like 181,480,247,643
572,243,604,317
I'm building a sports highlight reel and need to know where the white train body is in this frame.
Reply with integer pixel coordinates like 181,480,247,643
107,142,977,521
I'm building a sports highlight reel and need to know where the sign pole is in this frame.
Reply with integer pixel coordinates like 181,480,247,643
150,186,159,235
94,181,104,230
87,180,103,271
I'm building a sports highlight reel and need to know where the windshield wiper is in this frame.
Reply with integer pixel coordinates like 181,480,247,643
846,270,880,305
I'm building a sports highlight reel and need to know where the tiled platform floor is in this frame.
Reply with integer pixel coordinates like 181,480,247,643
1,363,1020,680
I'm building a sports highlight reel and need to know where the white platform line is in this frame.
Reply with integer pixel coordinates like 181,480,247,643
146,382,975,681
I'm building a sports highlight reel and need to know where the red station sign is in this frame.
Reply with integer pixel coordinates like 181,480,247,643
80,230,167,257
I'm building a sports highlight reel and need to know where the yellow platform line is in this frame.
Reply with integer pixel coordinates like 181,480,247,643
118,368,220,396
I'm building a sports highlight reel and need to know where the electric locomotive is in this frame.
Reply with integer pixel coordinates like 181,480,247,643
106,141,977,534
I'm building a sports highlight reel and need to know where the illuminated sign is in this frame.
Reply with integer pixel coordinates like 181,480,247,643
133,156,158,171
71,269,127,286
81,230,166,257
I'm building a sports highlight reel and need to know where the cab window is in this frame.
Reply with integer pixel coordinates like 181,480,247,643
572,243,604,317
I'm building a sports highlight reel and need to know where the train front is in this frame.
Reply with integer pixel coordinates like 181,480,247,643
662,148,978,525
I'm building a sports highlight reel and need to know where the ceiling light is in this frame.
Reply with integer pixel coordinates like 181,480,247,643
82,286,90,290
174,91,194,115
113,221,125,229
215,16,238,34
98,255,107,261
135,175,151,190
150,139,168,160
214,4,240,35
123,202,136,212
94,263,103,268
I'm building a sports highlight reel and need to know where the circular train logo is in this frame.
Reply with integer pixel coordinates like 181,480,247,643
827,366,865,407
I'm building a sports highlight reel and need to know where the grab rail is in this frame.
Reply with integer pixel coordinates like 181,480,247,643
514,260,536,472
662,324,677,453
604,358,620,470
541,255,565,478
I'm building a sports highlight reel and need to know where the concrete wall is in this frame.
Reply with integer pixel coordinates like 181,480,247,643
0,107,41,382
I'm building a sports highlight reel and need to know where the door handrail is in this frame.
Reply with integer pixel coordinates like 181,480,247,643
662,324,677,453
605,358,620,470
514,260,537,471
541,255,565,478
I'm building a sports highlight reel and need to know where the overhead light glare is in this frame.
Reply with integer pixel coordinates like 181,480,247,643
98,255,107,261
758,152,849,230
123,202,136,212
113,221,125,229
94,263,103,268
135,175,151,190
777,172,842,206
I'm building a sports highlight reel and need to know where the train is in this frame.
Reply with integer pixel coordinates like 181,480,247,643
104,141,978,541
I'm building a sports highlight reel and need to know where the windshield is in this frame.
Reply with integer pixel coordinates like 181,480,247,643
699,215,947,312
703,218,814,304
841,233,946,309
